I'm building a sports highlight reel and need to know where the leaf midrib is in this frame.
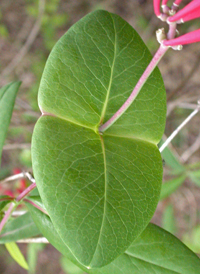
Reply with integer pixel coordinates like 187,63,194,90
99,14,117,124
0,221,36,240
40,113,156,146
88,135,108,267
124,251,181,274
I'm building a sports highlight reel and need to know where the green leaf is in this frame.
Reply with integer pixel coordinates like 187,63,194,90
159,140,185,173
5,242,29,270
27,204,200,274
33,116,163,268
60,257,85,274
0,196,13,211
0,212,40,243
27,196,47,211
27,243,45,274
189,169,200,186
30,187,39,196
162,204,176,234
160,175,186,200
0,81,21,166
32,10,166,268
183,225,200,253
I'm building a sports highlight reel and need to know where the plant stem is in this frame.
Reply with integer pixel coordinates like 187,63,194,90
0,173,25,184
0,197,13,202
167,22,177,40
159,105,200,153
11,210,27,216
0,203,14,234
0,177,36,233
16,182,36,202
17,237,49,243
24,198,48,215
99,44,168,133
0,171,35,184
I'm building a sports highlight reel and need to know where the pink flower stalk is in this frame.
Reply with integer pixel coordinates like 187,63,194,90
154,0,161,16
168,0,200,23
163,28,200,46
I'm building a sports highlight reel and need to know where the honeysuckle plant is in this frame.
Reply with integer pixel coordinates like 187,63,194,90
0,1,200,273
154,0,200,46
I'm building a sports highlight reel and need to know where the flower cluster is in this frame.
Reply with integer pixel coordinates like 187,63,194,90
153,0,200,47
0,168,27,198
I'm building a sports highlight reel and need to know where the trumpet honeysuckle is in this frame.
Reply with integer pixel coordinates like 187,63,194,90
100,1,200,132
173,0,183,6
168,0,200,23
163,29,200,46
154,0,162,17
153,0,200,47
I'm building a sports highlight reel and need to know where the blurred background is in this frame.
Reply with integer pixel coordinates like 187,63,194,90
0,0,200,273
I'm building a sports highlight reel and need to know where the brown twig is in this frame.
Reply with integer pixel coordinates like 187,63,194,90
3,143,31,150
181,186,197,231
160,104,200,153
167,95,200,116
0,171,33,184
181,132,200,162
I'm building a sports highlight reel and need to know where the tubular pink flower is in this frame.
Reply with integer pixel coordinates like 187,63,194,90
154,0,161,16
168,0,200,23
177,8,200,23
161,0,170,13
173,0,183,7
163,28,200,46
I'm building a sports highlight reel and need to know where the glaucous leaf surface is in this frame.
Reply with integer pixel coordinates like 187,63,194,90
28,204,200,274
0,82,21,166
32,10,166,268
0,212,40,243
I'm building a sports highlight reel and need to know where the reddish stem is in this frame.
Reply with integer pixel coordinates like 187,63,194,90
0,203,14,234
99,44,168,132
24,198,48,215
0,197,14,202
167,22,177,40
16,182,36,202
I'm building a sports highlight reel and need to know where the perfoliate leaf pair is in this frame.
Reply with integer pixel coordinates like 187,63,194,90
32,9,167,268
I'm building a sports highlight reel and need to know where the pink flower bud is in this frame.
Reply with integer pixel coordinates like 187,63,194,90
168,0,200,23
154,0,161,16
163,28,200,46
